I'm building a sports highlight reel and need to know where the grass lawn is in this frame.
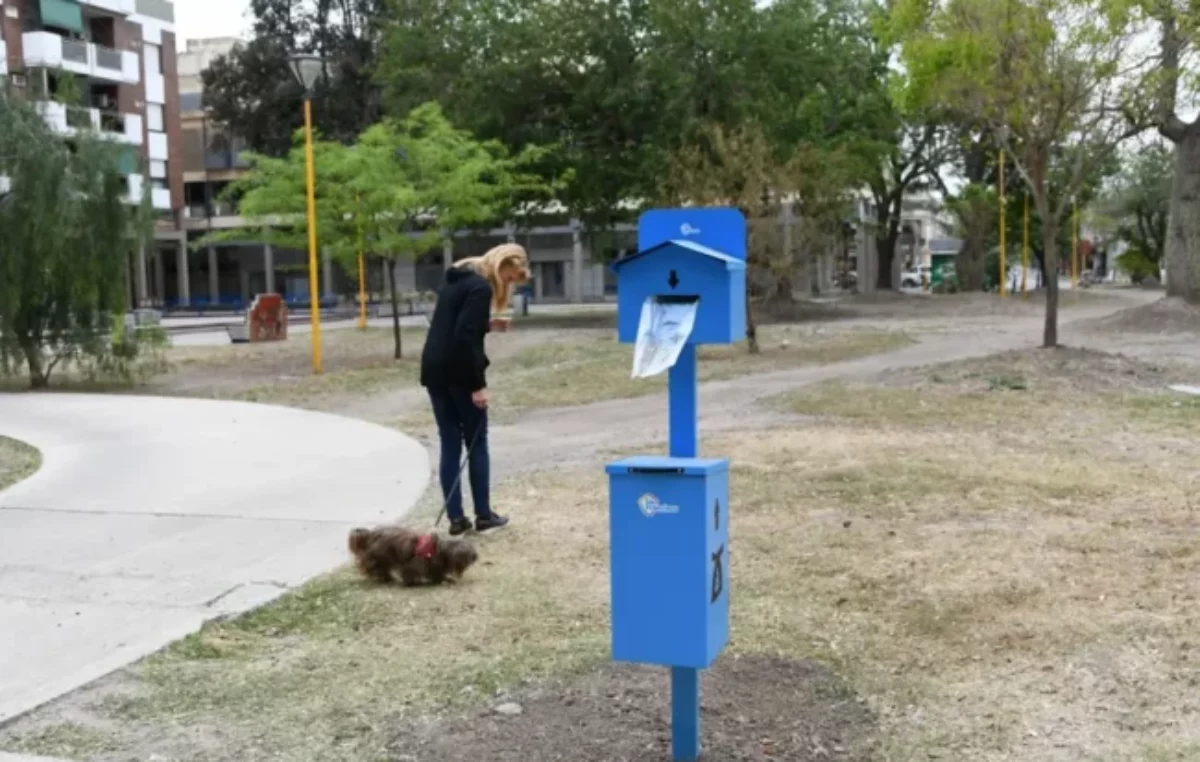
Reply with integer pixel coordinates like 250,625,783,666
388,325,914,429
163,322,913,426
0,436,40,492
4,347,1198,761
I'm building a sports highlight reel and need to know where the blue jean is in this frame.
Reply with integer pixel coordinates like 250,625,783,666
427,386,491,522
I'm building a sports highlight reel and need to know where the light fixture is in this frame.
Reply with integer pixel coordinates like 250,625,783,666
287,53,324,96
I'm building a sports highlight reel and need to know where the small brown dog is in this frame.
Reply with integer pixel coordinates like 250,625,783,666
348,525,478,587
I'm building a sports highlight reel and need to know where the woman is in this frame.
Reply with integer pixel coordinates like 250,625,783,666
420,243,530,536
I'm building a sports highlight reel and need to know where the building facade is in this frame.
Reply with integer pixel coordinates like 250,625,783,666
1,0,183,306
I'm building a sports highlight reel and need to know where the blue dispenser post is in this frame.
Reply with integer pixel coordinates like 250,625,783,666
608,207,747,762
668,341,700,759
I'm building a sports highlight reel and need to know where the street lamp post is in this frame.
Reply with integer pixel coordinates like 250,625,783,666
287,53,325,375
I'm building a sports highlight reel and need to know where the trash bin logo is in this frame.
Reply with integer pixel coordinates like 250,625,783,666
637,493,680,518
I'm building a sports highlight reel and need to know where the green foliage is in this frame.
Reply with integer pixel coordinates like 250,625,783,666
1116,247,1161,282
889,0,1142,345
200,0,387,156
208,101,550,267
0,96,155,389
1097,140,1173,264
376,0,899,230
206,101,552,357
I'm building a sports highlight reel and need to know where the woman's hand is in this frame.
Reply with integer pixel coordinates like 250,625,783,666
472,388,489,409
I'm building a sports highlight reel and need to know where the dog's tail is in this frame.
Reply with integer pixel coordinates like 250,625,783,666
347,527,373,555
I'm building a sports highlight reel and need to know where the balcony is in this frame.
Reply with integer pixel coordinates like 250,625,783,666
35,101,144,145
204,151,251,171
151,187,171,211
23,31,140,85
126,173,144,205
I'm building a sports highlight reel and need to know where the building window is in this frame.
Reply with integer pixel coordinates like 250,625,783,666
144,43,161,75
146,103,163,131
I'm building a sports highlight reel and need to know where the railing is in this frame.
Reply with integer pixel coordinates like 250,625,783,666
61,38,88,65
98,110,124,135
66,106,93,129
186,201,239,219
94,45,123,71
205,151,251,170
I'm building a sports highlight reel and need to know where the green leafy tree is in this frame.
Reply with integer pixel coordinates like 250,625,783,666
201,0,386,156
1116,0,1200,299
0,96,158,389
893,0,1144,346
207,102,549,358
1102,140,1174,268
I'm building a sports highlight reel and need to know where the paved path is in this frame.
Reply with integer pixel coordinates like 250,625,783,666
485,290,1164,478
0,395,428,724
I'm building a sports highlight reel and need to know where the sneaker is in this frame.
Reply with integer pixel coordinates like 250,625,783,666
474,513,509,533
448,518,473,536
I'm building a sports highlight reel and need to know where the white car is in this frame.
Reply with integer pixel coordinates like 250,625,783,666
901,265,930,288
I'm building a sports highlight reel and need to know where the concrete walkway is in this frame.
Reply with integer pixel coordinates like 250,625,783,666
0,394,428,724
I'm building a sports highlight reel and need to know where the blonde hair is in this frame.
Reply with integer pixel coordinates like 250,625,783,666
455,243,530,312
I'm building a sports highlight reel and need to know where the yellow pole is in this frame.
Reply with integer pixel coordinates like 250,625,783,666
998,149,1006,296
356,193,367,330
1071,202,1078,289
1021,195,1029,294
303,97,323,374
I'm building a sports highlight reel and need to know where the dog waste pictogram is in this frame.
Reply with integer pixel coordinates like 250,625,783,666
714,499,720,531
710,545,724,604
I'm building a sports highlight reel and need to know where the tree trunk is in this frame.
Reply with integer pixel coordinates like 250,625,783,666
875,231,899,291
387,259,402,359
745,283,759,353
955,192,992,291
20,340,48,389
1041,220,1060,348
1165,128,1200,300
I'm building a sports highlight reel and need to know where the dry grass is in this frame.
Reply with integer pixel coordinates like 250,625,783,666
6,348,1199,761
390,326,913,429
0,435,41,492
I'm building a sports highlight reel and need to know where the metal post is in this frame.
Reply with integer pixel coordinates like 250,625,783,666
571,219,584,303
1075,201,1084,288
999,149,1007,296
357,193,367,329
303,97,323,374
134,245,148,307
1021,196,1029,294
176,238,190,307
207,245,219,302
264,243,275,294
667,341,700,761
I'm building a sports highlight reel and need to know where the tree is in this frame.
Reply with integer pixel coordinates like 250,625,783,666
208,103,549,358
0,97,157,388
201,0,386,156
1092,140,1171,272
893,0,1144,346
1129,0,1200,300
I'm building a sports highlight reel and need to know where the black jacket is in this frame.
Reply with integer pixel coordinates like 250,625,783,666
420,267,492,391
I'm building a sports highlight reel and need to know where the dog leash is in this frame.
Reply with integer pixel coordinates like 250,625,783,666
434,420,484,528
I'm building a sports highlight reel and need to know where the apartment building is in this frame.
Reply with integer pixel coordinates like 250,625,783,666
1,0,183,306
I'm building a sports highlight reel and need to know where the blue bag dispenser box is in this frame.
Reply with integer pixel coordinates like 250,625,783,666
606,455,731,670
610,240,747,346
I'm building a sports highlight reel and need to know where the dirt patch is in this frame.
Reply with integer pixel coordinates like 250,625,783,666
388,655,874,762
0,435,40,492
1086,296,1200,336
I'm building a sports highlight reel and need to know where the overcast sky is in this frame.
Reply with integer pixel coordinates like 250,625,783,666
174,0,252,51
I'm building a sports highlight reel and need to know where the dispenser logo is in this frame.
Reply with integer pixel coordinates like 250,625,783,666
680,223,701,236
637,493,680,518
